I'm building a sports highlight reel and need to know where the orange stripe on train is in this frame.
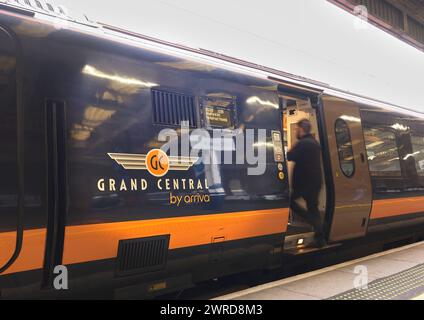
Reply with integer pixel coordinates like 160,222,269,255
0,208,289,275
0,229,47,276
370,196,424,220
4,196,423,276
62,208,289,265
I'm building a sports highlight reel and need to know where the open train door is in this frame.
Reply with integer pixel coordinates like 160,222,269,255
320,95,372,242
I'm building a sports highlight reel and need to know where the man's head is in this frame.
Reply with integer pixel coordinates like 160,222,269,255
296,118,312,140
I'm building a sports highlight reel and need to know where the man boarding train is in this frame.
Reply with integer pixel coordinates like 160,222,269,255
287,119,327,248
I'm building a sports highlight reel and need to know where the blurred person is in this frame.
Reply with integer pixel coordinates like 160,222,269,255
287,119,326,247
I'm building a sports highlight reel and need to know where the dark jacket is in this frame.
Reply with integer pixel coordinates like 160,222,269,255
287,134,322,195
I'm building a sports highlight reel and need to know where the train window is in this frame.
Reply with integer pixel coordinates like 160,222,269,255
364,127,401,176
411,134,424,176
335,119,355,177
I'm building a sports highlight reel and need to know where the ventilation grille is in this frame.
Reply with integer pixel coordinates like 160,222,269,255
152,89,197,127
116,235,170,276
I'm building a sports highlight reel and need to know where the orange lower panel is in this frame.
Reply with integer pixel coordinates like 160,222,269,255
62,208,290,265
2,197,424,276
0,208,289,275
0,231,17,269
0,229,47,276
370,196,424,220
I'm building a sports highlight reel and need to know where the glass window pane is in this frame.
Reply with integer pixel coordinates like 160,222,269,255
335,118,355,177
411,134,424,176
364,127,401,176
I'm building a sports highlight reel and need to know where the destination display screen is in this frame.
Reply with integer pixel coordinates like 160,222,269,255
205,106,233,128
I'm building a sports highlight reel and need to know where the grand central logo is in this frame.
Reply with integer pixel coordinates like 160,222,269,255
97,149,209,206
108,149,199,177
96,123,281,206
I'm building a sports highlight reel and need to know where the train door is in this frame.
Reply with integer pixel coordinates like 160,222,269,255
320,95,372,242
280,92,327,247
0,26,20,273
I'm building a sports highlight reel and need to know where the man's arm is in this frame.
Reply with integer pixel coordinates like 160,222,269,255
287,141,301,162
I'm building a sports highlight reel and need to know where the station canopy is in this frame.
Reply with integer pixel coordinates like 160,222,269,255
329,0,424,51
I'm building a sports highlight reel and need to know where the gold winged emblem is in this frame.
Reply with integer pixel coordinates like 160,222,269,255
108,150,199,172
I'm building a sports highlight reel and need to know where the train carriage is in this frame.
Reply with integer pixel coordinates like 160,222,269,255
0,1,423,298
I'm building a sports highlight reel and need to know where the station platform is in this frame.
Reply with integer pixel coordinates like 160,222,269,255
215,241,424,300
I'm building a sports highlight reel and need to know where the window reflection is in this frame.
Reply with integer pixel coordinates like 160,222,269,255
364,128,401,176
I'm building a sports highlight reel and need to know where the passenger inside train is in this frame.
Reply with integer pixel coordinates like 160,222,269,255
281,94,327,248
287,119,327,248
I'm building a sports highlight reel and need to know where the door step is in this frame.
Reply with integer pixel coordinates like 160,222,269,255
284,243,342,256
284,232,315,250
